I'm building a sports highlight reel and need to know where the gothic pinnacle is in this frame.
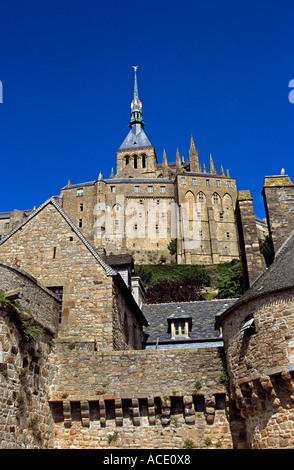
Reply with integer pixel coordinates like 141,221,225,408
209,153,216,174
176,148,181,168
162,149,168,166
189,135,201,173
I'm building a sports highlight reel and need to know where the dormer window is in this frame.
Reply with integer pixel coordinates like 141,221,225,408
168,314,192,340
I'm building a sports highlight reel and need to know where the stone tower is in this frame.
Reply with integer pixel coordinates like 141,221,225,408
115,66,158,179
262,171,294,255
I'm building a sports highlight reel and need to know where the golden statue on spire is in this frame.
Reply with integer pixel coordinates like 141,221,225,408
132,66,138,72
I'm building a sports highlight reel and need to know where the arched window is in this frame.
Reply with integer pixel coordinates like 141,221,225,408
213,193,220,204
133,155,138,169
198,192,205,203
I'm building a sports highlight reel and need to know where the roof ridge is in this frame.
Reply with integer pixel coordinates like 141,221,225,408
142,298,236,307
0,196,117,277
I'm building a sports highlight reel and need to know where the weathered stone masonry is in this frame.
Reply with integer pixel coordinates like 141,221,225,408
217,289,294,449
48,345,242,449
0,263,59,449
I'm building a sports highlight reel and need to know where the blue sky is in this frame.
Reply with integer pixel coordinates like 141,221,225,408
0,0,293,219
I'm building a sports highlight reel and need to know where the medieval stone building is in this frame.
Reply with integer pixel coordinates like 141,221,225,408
0,68,263,267
0,69,294,449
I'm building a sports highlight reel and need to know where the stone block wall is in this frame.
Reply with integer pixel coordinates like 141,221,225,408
235,191,263,289
262,174,294,255
0,263,59,336
0,264,60,448
47,344,246,448
0,202,145,351
220,289,294,448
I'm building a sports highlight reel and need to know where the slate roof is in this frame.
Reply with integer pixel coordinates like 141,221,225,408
0,210,32,219
215,228,294,329
119,123,152,150
142,299,236,345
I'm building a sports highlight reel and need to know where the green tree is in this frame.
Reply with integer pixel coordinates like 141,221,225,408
145,278,204,304
216,259,243,298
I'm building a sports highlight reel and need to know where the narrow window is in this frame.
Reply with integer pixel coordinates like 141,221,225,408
80,203,83,212
213,193,219,203
148,186,153,193
142,154,146,168
216,180,221,187
206,179,210,186
198,192,204,203
160,186,166,193
79,219,83,228
125,155,130,166
48,287,63,324
181,177,186,185
220,213,224,221
192,178,196,185
110,186,115,193
227,181,232,188
226,232,230,240
134,155,138,169
199,230,203,239
53,247,57,259
77,188,83,196
134,186,140,193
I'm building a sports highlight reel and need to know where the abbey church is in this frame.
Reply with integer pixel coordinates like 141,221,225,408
0,68,264,268
1,69,294,450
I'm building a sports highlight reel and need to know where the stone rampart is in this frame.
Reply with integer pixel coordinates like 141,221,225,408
48,344,245,448
219,289,294,448
0,263,60,448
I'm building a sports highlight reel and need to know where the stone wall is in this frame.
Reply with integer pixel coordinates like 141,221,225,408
235,191,263,289
0,201,145,351
47,344,246,449
220,289,294,448
0,263,59,336
60,172,239,265
0,264,60,448
262,174,294,255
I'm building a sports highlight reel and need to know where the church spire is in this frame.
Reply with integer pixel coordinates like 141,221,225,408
130,66,144,127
